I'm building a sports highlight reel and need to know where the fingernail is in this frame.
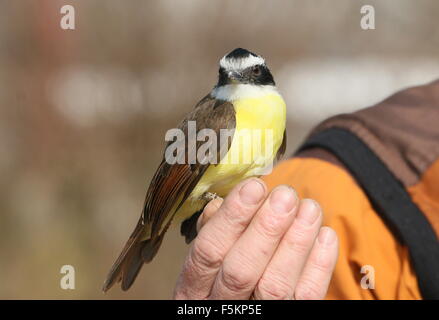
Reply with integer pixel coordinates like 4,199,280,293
239,179,265,205
269,185,297,214
297,199,320,226
318,227,336,246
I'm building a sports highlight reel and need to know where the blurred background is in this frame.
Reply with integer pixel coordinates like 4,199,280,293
1,0,438,299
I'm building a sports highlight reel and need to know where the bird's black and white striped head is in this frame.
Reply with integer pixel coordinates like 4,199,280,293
217,48,275,87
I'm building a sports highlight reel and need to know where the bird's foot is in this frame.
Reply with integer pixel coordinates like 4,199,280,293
202,192,219,202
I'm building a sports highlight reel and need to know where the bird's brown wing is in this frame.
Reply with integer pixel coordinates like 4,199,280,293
276,129,287,161
103,95,236,292
142,95,236,236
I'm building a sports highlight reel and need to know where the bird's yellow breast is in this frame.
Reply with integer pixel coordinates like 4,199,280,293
175,90,286,220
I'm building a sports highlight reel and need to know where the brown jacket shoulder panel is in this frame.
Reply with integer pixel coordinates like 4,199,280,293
305,79,439,187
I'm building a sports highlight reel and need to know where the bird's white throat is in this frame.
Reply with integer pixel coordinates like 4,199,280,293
211,84,279,102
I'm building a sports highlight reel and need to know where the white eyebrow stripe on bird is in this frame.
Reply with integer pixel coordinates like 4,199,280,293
219,55,265,71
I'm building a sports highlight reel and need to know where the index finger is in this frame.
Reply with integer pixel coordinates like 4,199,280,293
196,197,224,232
174,178,267,299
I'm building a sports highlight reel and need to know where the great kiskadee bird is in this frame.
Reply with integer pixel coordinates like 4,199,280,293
103,48,286,292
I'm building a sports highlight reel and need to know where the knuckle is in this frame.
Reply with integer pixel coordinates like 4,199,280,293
309,254,334,273
255,209,289,238
284,232,313,256
256,275,292,300
220,263,255,292
191,234,223,270
284,225,315,255
220,200,250,229
257,214,283,238
294,278,324,300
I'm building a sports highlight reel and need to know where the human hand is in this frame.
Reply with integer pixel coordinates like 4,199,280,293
173,178,338,300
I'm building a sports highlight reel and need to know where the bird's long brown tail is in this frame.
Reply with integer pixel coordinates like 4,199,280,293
102,220,168,292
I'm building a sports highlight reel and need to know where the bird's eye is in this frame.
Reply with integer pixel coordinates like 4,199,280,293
252,66,261,76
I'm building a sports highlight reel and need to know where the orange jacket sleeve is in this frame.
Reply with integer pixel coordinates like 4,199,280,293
263,158,421,300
